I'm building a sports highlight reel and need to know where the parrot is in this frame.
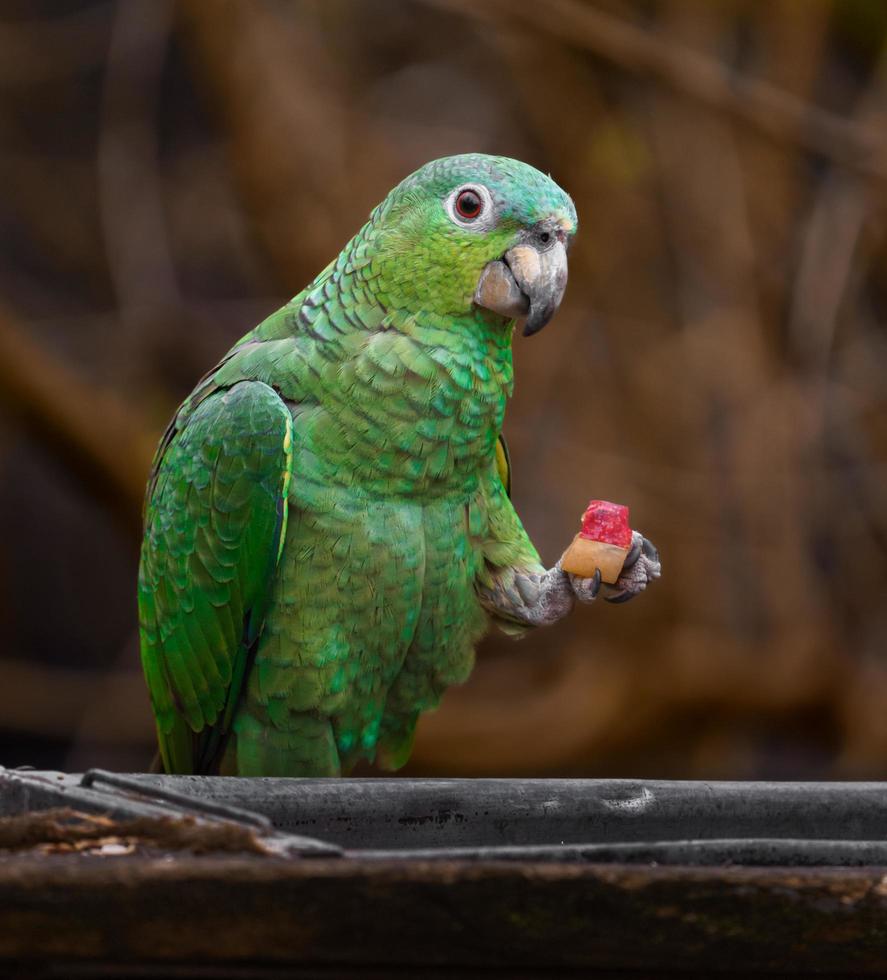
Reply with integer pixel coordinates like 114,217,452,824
138,153,661,776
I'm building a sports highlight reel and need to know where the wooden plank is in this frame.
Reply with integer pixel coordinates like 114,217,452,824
1,856,887,975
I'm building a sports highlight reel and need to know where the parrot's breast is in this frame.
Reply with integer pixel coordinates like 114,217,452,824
288,313,514,500
213,302,508,772
244,472,487,770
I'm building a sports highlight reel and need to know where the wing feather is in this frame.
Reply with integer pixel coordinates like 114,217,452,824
138,380,294,773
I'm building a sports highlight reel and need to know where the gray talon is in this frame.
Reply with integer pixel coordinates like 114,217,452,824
641,536,659,562
590,568,601,598
605,589,635,604
622,538,642,568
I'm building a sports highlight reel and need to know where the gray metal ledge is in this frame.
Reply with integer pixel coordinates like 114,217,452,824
4,769,887,976
23,769,887,862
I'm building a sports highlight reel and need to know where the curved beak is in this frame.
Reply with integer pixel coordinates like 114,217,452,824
474,232,569,336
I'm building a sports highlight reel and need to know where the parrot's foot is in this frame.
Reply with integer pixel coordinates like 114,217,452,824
480,533,660,630
562,531,659,605
478,564,574,628
600,530,660,604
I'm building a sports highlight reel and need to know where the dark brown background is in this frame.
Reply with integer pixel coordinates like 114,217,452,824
1,0,886,779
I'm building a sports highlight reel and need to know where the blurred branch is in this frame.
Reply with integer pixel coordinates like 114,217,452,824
0,5,110,86
0,149,106,291
99,0,181,322
785,44,887,638
422,0,887,182
177,0,352,288
788,51,887,371
0,657,151,743
0,306,156,535
413,622,841,775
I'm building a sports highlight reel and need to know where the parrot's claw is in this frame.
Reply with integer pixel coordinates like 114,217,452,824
604,589,636,605
591,568,602,596
622,536,643,569
602,531,661,604
566,567,601,603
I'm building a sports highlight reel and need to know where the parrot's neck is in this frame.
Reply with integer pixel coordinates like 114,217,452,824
314,305,515,499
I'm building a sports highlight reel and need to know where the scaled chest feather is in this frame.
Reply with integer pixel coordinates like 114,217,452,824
279,319,513,499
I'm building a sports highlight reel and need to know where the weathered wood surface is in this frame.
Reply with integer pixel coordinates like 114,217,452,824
2,855,887,977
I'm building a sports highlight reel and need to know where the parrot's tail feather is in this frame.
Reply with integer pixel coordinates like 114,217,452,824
157,713,197,774
192,633,257,775
231,711,342,777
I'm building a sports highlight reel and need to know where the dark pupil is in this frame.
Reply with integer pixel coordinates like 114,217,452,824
457,190,481,218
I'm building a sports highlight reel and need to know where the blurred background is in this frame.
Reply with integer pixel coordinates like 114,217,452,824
1,0,886,778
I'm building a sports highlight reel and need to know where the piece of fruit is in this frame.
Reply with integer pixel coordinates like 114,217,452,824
561,500,632,584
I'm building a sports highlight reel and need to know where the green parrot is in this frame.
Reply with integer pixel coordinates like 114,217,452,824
138,154,660,776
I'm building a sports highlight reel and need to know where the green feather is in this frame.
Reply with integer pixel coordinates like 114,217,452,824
138,380,294,772
139,154,575,774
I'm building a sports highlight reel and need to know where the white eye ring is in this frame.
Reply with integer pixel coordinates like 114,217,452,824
444,183,495,229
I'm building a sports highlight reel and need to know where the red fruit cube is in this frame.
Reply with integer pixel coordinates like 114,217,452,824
579,500,632,549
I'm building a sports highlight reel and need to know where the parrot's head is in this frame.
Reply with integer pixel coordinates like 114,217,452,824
369,154,577,336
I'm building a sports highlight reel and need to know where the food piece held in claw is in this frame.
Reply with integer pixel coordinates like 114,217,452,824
561,500,632,585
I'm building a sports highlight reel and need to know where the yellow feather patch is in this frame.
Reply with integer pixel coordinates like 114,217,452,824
495,435,511,498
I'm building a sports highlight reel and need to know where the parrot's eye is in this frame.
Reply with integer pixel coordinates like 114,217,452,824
445,183,494,229
455,189,482,220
